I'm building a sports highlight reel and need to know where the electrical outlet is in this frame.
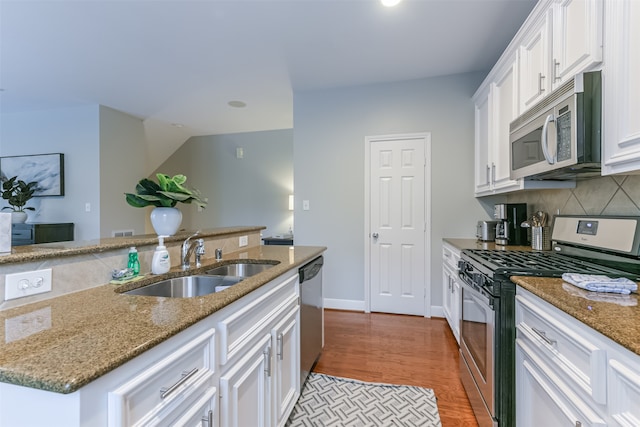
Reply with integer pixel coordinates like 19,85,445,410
239,235,248,247
5,268,52,301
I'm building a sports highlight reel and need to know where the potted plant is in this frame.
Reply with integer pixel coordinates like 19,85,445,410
125,173,207,236
1,176,38,223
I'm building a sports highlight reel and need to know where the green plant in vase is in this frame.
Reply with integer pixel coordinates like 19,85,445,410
125,173,207,236
1,176,38,223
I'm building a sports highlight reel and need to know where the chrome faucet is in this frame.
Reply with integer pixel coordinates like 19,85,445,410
181,232,204,270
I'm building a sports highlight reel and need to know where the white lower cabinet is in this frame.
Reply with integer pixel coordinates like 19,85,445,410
516,287,640,427
272,306,300,427
219,334,272,427
0,269,302,427
441,242,461,344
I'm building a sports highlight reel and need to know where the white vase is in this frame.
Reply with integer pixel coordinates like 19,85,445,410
149,207,182,236
11,211,28,224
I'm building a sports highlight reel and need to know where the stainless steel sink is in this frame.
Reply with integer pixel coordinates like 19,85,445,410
204,262,275,278
124,275,242,298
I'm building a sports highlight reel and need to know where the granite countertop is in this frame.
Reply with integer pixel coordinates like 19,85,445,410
0,226,264,265
512,276,640,357
0,245,325,394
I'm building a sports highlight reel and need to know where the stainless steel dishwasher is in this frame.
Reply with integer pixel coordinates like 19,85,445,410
299,255,323,389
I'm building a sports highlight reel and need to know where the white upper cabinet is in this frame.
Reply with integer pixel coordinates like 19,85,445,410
518,0,603,114
552,0,603,89
474,85,492,195
602,0,640,175
474,57,521,196
519,9,552,113
490,57,520,192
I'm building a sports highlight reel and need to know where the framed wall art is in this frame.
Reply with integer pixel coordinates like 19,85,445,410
0,153,65,196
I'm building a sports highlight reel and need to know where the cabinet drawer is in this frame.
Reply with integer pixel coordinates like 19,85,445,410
218,273,298,365
108,328,216,427
442,243,461,271
516,338,608,427
516,292,607,405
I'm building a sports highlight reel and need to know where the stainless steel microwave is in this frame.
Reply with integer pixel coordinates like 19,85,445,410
509,71,601,180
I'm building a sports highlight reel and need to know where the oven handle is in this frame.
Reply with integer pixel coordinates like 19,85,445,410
460,278,495,310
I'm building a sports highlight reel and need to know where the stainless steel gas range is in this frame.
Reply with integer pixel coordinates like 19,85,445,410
457,215,640,427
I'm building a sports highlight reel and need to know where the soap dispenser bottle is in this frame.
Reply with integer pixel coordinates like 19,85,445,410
151,236,171,274
128,247,140,276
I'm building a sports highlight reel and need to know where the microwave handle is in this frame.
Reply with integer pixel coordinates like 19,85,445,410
541,113,556,164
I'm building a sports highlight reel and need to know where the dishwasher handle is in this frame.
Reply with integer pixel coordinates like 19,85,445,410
299,256,323,283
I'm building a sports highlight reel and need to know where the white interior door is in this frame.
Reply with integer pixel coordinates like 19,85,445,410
366,134,428,316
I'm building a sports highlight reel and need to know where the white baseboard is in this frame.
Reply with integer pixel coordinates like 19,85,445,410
431,305,444,318
323,300,447,317
323,298,365,312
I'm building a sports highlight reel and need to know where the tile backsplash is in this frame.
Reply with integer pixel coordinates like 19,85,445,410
507,175,640,218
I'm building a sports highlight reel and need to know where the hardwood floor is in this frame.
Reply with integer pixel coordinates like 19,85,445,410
313,310,478,427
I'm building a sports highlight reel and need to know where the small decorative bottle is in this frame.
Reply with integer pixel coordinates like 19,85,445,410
128,247,140,276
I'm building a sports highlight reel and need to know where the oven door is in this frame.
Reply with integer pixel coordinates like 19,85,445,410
459,280,496,426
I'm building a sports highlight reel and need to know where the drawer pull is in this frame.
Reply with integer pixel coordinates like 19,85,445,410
201,409,213,427
532,327,557,346
160,367,199,399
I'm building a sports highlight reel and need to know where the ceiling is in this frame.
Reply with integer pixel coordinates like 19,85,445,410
0,0,536,168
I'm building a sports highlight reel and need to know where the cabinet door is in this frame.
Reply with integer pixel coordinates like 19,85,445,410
551,0,603,89
490,57,520,191
519,10,552,113
220,334,272,427
272,307,300,427
516,338,608,427
602,0,640,175
474,85,492,195
451,278,461,345
442,264,454,327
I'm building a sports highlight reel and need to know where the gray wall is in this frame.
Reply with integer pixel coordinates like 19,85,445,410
156,129,294,238
0,105,101,241
99,106,148,237
293,73,489,311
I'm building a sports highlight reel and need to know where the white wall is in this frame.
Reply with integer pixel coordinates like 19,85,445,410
293,73,489,312
155,129,294,238
0,105,101,240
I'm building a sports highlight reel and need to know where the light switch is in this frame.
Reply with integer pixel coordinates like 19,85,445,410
303,200,310,211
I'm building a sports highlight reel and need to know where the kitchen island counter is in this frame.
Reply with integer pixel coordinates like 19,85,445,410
0,245,325,394
512,276,640,357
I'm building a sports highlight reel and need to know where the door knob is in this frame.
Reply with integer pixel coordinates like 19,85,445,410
372,233,379,239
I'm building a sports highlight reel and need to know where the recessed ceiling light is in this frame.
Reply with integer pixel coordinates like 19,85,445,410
228,100,247,108
380,0,402,6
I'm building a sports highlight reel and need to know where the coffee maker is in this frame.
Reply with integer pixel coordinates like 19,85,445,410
494,203,527,246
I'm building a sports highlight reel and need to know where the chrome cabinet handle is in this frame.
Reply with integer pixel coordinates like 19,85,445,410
486,165,490,185
201,409,213,427
277,333,284,360
553,60,561,82
160,367,199,399
532,327,557,346
264,346,272,377
538,72,546,93
372,233,379,239
491,163,496,183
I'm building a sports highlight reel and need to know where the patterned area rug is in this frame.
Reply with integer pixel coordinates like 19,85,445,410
286,373,442,426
